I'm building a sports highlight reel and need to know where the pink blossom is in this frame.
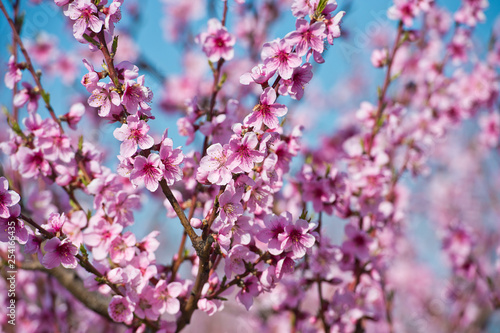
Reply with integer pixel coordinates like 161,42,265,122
62,210,87,247
261,38,302,80
121,76,153,114
387,0,420,27
286,19,326,57
256,212,291,255
196,18,235,62
227,132,265,173
342,224,373,261
198,143,232,185
43,212,68,235
81,59,99,92
235,276,260,310
38,127,74,163
278,218,316,259
225,244,259,278
65,0,103,38
113,115,154,157
130,154,163,192
42,237,78,269
108,296,135,324
109,231,136,263
4,55,22,89
245,87,287,129
13,82,39,113
16,147,52,179
371,48,389,68
88,83,121,117
82,217,123,261
61,102,86,130
277,62,313,100
479,112,500,148
218,181,244,224
107,191,141,227
240,64,275,85
0,177,20,219
159,137,184,186
153,280,182,315
0,205,28,244
325,11,345,45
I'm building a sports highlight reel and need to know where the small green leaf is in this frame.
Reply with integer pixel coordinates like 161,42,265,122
40,90,50,105
78,135,84,151
111,35,119,58
83,34,100,47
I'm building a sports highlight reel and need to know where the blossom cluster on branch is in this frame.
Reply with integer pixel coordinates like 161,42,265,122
1,0,500,332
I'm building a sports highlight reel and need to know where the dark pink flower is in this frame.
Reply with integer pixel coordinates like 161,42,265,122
16,147,52,179
257,212,292,255
0,205,28,244
42,237,78,269
245,87,287,129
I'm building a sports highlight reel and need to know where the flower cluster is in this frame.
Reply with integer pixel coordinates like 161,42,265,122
1,0,500,332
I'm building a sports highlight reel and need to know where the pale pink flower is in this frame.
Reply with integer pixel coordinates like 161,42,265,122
4,55,22,89
109,231,136,264
153,281,182,315
227,132,265,173
245,87,287,129
88,83,121,117
113,115,154,157
82,217,123,261
121,76,153,114
198,143,232,185
261,38,302,80
108,296,135,324
130,154,163,192
0,177,20,219
65,0,103,38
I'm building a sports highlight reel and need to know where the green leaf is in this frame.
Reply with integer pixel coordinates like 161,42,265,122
40,90,50,105
111,35,119,58
78,135,84,151
83,34,100,47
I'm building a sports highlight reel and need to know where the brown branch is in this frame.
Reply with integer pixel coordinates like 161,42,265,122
17,260,112,320
0,0,64,133
366,20,404,155
160,180,203,254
